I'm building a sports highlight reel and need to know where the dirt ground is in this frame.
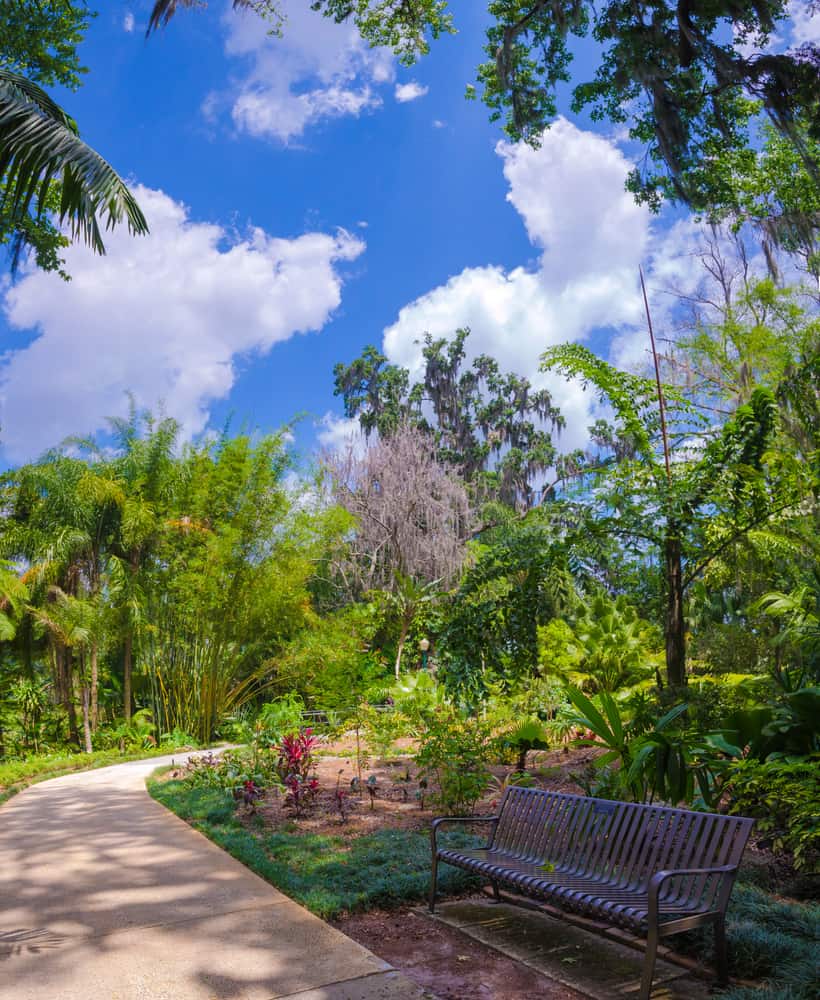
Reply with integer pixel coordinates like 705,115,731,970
335,906,584,1000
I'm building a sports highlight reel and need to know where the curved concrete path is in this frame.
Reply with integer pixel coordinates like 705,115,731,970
0,754,430,1000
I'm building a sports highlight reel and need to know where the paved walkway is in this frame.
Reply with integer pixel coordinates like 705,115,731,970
0,754,430,1000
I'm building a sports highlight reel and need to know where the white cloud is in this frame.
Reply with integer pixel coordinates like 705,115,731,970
316,412,369,457
787,1,820,45
394,81,428,103
211,1,395,143
0,186,364,463
432,119,446,129
123,11,135,33
381,119,656,452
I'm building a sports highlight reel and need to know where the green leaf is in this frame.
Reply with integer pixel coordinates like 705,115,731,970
0,68,148,256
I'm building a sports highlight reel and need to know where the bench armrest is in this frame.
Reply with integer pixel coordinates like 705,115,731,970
648,865,738,920
431,815,499,853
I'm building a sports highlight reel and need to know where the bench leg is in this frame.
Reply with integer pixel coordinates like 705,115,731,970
490,879,501,902
714,915,729,987
429,854,438,913
639,925,659,1000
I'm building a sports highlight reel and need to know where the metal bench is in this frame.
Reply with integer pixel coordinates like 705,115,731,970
430,787,754,999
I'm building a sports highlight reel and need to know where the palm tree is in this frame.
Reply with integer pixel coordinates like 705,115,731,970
31,588,93,752
0,69,147,259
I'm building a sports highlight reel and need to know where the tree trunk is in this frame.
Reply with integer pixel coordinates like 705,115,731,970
62,649,80,747
123,632,132,722
90,641,99,731
664,531,687,688
80,670,93,755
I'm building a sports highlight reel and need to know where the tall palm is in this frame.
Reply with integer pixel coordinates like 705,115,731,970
106,411,182,721
0,69,147,257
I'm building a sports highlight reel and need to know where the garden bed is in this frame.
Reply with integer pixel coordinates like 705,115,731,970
229,740,593,839
150,738,819,1000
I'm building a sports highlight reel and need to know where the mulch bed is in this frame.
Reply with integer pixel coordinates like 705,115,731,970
241,740,596,839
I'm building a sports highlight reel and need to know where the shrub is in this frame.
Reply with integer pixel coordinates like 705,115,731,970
725,758,820,872
360,705,413,759
255,695,306,746
415,706,493,814
277,728,321,816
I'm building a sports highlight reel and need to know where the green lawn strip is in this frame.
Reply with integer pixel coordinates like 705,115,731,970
0,746,197,806
148,777,481,919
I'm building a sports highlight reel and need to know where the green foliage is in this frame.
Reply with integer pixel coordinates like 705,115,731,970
0,1,97,274
99,708,158,751
149,0,455,65
757,584,820,685
359,705,413,759
0,68,148,261
274,604,388,715
149,776,480,919
385,670,448,729
725,758,820,872
441,522,576,699
536,619,580,679
142,431,315,742
496,717,550,772
566,687,717,805
702,120,820,278
685,673,771,732
0,1,91,89
335,329,564,509
255,694,306,746
415,706,494,814
542,343,804,687
477,2,819,215
711,686,820,760
562,592,660,693
184,748,282,800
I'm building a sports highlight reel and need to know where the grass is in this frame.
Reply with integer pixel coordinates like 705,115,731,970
677,878,819,999
0,745,196,806
148,776,481,919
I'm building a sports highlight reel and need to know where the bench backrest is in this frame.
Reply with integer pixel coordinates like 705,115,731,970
491,787,753,898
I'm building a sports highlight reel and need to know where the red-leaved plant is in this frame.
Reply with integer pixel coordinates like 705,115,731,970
277,728,321,816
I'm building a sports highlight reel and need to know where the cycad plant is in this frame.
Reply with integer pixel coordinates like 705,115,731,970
566,687,717,805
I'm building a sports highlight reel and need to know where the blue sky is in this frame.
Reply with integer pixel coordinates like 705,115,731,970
0,1,815,467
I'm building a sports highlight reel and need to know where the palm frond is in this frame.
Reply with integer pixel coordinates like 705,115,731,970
0,69,148,256
147,1,255,35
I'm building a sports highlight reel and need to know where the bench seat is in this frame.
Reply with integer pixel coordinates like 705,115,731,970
430,788,754,999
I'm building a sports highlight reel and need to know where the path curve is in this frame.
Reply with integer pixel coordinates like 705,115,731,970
0,754,429,1000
